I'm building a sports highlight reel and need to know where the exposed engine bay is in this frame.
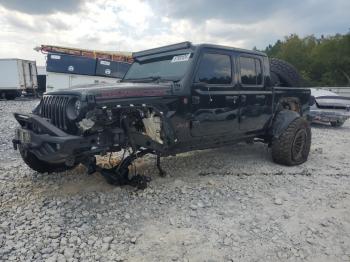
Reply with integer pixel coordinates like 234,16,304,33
69,106,168,189
76,106,166,152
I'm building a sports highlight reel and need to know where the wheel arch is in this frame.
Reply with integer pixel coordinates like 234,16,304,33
277,96,302,114
269,110,301,139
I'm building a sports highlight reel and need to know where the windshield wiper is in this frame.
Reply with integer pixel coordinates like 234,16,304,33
124,76,176,83
146,76,162,82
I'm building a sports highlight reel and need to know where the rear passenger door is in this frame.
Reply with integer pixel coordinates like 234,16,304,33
238,55,272,132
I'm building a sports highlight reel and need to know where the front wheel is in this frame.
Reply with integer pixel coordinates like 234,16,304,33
271,117,311,166
19,145,76,173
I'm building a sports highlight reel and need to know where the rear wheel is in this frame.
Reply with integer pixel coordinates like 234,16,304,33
19,145,76,173
270,58,302,87
271,117,311,166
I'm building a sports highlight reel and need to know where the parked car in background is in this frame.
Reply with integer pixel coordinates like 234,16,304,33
309,88,350,127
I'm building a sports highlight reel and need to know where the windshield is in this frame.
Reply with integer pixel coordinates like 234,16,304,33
123,51,193,81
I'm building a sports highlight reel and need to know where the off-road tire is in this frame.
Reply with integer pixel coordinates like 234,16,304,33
270,72,280,87
19,145,76,173
330,121,344,127
271,117,311,166
270,58,302,87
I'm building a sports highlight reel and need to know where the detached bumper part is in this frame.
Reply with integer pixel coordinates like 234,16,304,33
13,113,91,163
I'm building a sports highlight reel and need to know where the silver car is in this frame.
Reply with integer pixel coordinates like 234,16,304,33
309,88,350,127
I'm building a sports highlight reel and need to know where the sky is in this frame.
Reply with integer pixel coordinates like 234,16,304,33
0,0,349,66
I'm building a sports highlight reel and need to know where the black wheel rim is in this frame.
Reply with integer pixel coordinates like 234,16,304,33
292,129,307,162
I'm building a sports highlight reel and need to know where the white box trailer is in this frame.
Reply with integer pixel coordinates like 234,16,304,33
0,59,38,99
46,72,121,92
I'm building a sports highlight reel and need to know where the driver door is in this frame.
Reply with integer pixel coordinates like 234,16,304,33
190,51,240,137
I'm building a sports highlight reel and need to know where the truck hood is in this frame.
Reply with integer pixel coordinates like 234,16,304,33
45,82,173,100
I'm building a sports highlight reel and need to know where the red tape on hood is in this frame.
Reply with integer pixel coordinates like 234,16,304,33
96,88,167,100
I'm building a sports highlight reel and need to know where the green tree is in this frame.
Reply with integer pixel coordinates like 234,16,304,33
263,32,350,86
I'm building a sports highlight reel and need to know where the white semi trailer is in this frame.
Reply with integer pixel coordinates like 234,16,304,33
0,59,38,99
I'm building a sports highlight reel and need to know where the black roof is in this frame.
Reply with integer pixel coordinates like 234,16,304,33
132,41,266,58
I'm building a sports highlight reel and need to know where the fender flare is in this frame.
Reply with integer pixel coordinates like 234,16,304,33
270,110,300,138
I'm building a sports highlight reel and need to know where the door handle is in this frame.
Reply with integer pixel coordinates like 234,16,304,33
191,120,200,127
226,95,238,104
192,96,200,105
256,95,266,100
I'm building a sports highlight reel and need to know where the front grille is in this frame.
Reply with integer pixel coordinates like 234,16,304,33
40,95,71,130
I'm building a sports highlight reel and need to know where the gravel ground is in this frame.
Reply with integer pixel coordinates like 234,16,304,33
0,99,349,262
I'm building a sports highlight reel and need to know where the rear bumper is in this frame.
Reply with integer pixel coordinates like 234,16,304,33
13,113,93,163
309,109,350,123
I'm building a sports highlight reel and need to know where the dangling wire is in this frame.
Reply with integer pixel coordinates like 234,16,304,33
132,161,137,176
129,147,138,176
108,152,113,167
116,148,127,172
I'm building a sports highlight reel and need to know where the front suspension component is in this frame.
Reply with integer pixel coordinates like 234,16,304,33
86,149,154,189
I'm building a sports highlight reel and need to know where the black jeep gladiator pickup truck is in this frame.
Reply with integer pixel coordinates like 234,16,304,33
13,42,312,188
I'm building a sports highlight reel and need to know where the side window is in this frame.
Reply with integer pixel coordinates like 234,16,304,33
195,53,232,84
255,59,262,84
240,56,263,85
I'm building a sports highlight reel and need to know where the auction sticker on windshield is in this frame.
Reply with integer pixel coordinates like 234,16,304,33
171,53,191,63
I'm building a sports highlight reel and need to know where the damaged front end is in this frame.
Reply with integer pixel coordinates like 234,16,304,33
13,93,176,187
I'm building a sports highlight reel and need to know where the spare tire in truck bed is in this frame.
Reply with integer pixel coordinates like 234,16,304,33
270,58,302,87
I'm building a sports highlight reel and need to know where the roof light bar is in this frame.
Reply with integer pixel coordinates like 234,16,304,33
132,42,192,58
